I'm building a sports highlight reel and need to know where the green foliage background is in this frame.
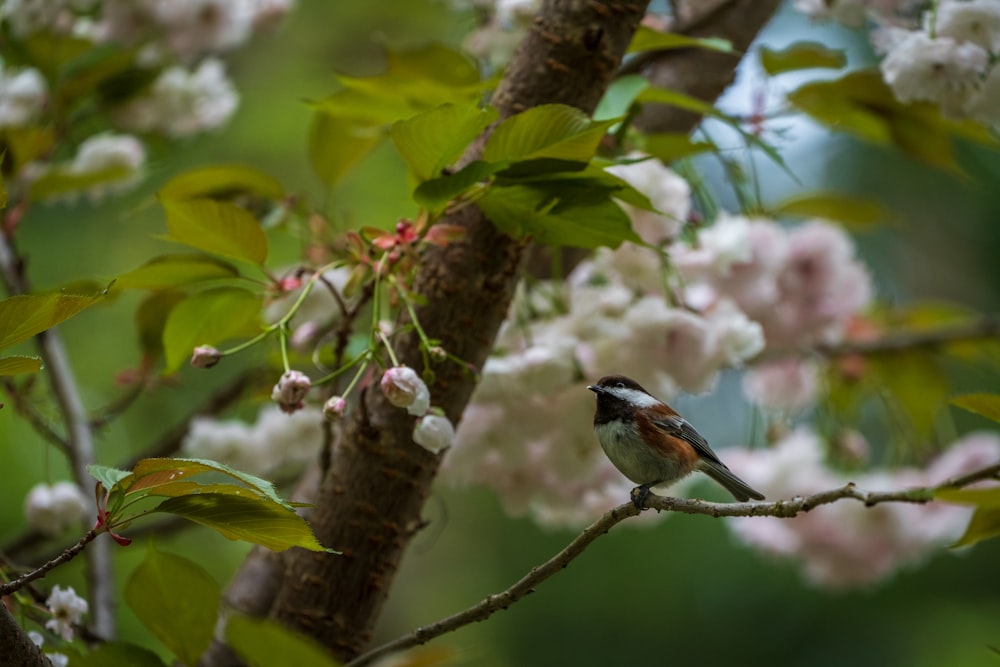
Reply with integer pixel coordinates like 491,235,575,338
2,2,1000,665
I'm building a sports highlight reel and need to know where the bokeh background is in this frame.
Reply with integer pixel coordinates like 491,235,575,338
3,2,1000,665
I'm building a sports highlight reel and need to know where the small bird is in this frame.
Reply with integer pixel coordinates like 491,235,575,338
588,374,764,507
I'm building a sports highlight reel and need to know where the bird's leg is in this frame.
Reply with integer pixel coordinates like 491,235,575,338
630,483,655,510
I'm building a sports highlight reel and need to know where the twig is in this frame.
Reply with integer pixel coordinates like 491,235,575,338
347,461,1000,667
1,378,69,453
0,530,98,597
0,231,116,639
760,317,1000,361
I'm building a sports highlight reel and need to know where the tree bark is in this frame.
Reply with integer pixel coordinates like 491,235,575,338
0,604,51,666
265,0,649,661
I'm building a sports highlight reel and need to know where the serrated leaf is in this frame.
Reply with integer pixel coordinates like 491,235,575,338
483,104,617,164
759,42,847,76
950,507,1000,548
391,103,498,181
772,192,889,229
628,26,734,54
477,183,641,249
936,487,1000,508
87,463,131,490
162,287,261,372
153,493,332,552
63,642,168,667
0,355,42,376
117,254,240,290
161,198,269,265
644,132,716,162
0,292,101,350
125,547,220,666
413,160,497,212
125,458,287,508
226,614,341,667
951,393,1000,424
159,165,284,201
307,111,383,187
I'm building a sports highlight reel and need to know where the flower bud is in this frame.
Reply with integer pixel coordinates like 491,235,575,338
190,345,222,369
24,482,89,537
323,396,347,421
271,370,312,413
380,366,430,416
412,414,455,453
428,345,447,361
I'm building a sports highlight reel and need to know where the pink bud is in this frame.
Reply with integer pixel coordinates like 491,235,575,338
271,370,312,413
323,396,347,421
191,345,222,369
380,366,430,416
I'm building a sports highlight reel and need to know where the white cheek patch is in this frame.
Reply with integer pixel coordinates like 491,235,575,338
606,386,660,408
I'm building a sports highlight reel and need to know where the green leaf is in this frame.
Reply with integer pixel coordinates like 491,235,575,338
869,351,949,438
759,42,847,76
226,614,341,667
87,463,131,490
117,254,240,290
628,26,735,54
771,192,889,229
153,493,332,552
125,547,220,666
936,486,1000,508
412,160,497,212
62,642,168,667
124,458,288,508
391,103,498,181
159,165,284,201
788,69,1000,172
0,292,101,350
161,198,269,265
1,126,56,172
594,74,650,121
483,104,617,164
477,183,641,249
644,132,716,162
307,111,383,187
162,287,261,372
951,393,1000,424
136,290,185,358
950,508,1000,548
0,355,42,376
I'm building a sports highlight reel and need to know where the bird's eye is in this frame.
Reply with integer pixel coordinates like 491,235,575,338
615,382,625,389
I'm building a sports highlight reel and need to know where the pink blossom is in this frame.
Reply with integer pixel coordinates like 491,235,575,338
726,430,1000,589
323,396,346,421
742,358,819,412
190,345,222,369
381,366,430,416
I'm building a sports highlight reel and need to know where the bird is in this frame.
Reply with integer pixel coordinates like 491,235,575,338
588,374,764,508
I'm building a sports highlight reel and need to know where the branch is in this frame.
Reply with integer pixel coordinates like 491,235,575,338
0,530,98,597
0,231,116,639
348,462,1000,667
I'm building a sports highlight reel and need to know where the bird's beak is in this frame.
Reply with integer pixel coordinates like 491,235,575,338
587,385,602,394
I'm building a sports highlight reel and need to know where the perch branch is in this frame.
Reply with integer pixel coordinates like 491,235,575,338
348,461,1000,667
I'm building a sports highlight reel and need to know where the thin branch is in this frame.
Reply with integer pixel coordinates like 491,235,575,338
0,530,98,597
0,231,116,639
760,316,1000,361
1,378,69,453
347,461,1000,667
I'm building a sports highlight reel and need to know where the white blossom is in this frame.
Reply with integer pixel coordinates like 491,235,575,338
113,59,238,138
880,31,988,111
413,413,456,453
0,62,47,128
934,0,1000,54
45,586,88,641
23,482,90,536
606,153,691,244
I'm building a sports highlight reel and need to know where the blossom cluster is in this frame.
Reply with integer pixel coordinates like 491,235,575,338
440,155,874,526
0,0,292,201
726,429,1000,589
182,404,324,477
796,0,1000,125
23,481,90,536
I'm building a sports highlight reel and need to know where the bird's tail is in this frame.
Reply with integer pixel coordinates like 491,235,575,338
697,459,765,502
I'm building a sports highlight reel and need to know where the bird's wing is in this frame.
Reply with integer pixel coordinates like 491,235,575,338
649,414,724,466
